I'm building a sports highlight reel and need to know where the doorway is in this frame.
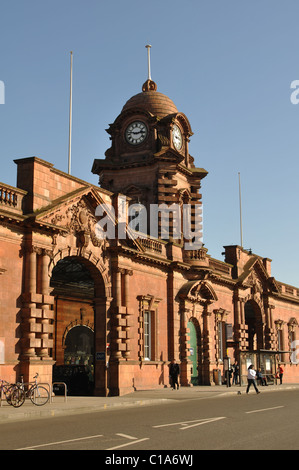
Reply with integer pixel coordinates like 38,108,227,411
51,257,97,395
244,300,264,351
187,320,200,385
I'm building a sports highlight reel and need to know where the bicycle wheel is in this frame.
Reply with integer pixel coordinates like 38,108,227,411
29,385,49,406
7,385,25,408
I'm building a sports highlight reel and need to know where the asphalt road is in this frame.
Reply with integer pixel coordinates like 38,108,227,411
1,389,298,452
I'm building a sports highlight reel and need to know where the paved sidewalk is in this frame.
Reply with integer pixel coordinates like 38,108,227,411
1,383,298,424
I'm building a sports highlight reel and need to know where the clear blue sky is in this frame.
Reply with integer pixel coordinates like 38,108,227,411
1,0,298,286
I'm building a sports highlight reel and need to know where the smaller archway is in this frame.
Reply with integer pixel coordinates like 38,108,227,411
61,325,95,396
64,325,94,366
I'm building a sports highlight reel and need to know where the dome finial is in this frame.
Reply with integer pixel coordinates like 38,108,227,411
143,44,157,92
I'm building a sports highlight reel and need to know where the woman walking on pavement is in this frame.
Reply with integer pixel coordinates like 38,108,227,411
246,365,260,394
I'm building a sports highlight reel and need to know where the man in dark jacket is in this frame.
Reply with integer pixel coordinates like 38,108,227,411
169,359,180,390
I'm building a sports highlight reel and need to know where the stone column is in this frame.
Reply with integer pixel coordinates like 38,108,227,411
264,302,275,350
123,269,133,359
21,247,38,358
233,293,247,354
94,297,111,396
202,303,212,385
110,268,123,360
37,249,54,358
179,303,191,386
239,299,248,350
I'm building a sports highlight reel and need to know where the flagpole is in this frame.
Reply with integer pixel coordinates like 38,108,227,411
238,172,243,248
145,44,152,80
68,51,73,175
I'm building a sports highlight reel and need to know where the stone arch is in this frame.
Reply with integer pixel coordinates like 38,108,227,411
50,250,112,396
50,247,111,299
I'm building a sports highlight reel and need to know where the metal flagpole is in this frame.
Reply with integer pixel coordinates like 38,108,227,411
68,51,73,175
238,172,243,248
145,44,152,80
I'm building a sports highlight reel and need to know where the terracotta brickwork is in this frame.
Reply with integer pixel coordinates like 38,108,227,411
1,79,299,395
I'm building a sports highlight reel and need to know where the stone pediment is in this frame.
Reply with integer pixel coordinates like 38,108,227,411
31,186,112,247
32,186,145,253
237,256,280,294
178,279,218,304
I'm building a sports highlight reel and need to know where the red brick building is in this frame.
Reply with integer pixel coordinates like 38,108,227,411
1,77,299,395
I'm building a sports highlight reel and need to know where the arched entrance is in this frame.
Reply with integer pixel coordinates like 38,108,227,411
50,256,107,396
187,319,202,385
245,300,264,351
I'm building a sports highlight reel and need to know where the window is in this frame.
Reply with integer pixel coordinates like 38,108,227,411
137,295,161,361
275,320,285,362
214,309,229,363
277,329,283,362
144,310,151,360
218,321,225,361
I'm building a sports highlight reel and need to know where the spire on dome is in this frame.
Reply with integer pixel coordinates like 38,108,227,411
143,44,157,92
145,44,152,80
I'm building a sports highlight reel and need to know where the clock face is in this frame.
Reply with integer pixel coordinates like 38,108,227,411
172,124,183,150
125,121,148,145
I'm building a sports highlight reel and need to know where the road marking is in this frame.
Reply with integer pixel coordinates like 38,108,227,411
153,416,226,430
17,434,103,450
106,437,149,450
116,433,138,440
246,406,285,414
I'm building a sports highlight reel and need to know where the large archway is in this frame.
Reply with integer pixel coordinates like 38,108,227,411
50,256,107,396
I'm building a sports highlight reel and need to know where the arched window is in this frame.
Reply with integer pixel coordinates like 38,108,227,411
64,325,94,366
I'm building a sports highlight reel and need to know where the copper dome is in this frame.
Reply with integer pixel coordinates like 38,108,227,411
122,79,178,118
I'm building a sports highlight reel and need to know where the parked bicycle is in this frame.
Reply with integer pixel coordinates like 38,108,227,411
18,373,50,406
0,379,25,408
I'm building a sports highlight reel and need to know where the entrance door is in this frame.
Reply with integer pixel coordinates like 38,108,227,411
187,321,198,385
63,325,94,395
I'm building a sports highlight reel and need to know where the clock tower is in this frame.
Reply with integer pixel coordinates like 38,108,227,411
92,53,207,244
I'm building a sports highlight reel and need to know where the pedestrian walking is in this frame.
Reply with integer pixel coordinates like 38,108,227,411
169,359,180,390
246,365,260,394
232,361,239,385
277,365,284,384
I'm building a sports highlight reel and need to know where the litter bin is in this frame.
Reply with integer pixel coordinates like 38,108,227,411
213,369,222,385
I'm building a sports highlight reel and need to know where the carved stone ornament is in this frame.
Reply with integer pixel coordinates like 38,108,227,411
179,280,218,304
42,198,103,247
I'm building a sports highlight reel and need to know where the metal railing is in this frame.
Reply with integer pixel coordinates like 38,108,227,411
0,381,68,407
51,382,68,402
